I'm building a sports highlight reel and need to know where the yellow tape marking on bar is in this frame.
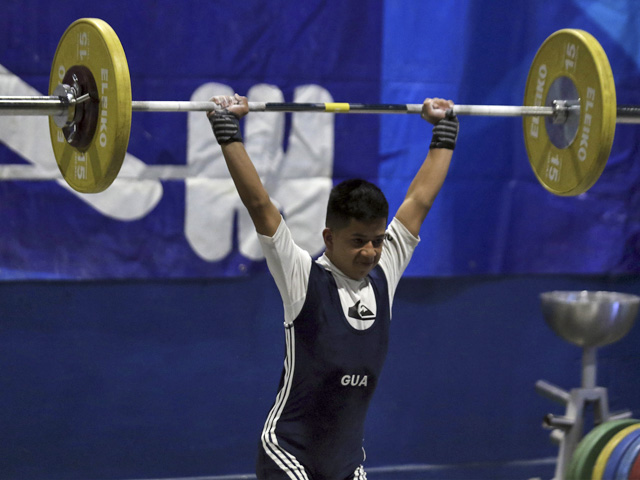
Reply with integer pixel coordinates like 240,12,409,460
325,103,350,112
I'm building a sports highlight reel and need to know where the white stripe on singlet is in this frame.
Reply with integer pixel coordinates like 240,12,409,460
260,326,309,480
353,465,367,479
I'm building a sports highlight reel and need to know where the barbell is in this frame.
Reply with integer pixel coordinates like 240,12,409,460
0,18,639,195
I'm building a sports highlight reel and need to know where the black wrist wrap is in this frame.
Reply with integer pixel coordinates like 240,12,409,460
209,110,243,145
430,114,459,150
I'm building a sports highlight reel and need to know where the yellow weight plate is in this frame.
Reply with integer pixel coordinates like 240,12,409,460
523,29,616,196
49,18,132,193
592,424,640,480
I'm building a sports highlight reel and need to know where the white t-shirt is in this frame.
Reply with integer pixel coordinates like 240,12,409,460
257,217,419,329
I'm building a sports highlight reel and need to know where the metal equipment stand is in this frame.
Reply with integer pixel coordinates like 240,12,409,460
535,290,640,480
536,346,631,480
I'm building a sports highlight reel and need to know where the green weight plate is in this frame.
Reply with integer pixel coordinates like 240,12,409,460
567,419,640,480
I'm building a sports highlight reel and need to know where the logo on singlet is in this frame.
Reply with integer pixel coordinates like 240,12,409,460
348,300,375,320
341,374,368,387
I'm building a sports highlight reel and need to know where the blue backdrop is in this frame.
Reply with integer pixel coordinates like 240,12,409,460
1,2,640,480
1,0,639,280
1,274,640,479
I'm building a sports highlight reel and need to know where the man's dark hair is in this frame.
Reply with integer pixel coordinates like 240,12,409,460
326,179,389,229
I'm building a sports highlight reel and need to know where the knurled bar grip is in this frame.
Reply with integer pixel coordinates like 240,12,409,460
131,101,556,116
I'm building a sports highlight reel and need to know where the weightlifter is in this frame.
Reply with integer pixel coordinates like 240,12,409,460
207,94,458,480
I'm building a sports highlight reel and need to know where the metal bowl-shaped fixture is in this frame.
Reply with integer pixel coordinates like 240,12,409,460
540,291,640,348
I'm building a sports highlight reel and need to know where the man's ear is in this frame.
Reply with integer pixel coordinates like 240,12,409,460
322,228,333,251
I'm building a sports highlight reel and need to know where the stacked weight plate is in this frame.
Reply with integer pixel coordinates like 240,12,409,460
567,419,640,480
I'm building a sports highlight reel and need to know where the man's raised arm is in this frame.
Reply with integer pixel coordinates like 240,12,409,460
207,94,281,237
394,97,459,237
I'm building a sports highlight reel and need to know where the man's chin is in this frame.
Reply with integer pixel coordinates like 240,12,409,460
354,264,376,279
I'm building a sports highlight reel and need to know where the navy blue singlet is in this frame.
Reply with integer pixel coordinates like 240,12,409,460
258,262,390,480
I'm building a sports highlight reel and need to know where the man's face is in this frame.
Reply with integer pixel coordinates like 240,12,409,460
323,218,387,280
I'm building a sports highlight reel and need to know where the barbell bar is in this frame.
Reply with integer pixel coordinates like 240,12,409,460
0,96,560,116
4,94,640,119
0,18,637,196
